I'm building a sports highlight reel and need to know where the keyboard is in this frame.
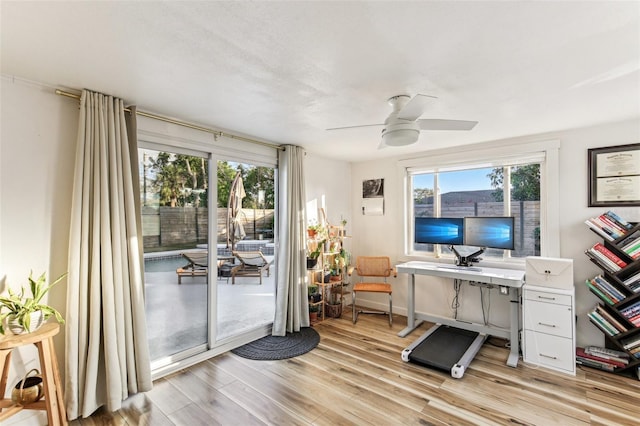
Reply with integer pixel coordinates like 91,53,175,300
436,265,482,272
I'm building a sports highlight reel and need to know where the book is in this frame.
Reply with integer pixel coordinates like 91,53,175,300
588,310,619,335
599,214,626,235
606,211,634,231
591,217,624,239
586,280,614,305
623,271,640,289
576,357,616,372
586,249,620,273
589,279,620,304
592,243,628,268
620,230,640,249
576,347,626,368
628,312,640,326
584,345,630,362
585,219,616,241
626,241,640,259
620,300,640,317
595,305,628,333
621,333,640,347
592,275,625,302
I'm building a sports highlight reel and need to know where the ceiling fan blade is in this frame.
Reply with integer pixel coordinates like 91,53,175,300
417,119,478,131
326,123,383,131
397,94,438,121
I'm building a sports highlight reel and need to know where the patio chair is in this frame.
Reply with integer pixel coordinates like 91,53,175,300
176,251,208,284
231,251,273,285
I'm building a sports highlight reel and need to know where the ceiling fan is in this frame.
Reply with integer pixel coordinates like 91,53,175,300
327,94,478,148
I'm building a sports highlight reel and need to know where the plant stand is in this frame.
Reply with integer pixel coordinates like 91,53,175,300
0,323,67,425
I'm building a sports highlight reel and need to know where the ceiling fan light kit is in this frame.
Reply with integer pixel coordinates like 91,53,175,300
381,123,420,146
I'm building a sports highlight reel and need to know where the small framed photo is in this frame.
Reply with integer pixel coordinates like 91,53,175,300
588,143,640,207
362,178,384,198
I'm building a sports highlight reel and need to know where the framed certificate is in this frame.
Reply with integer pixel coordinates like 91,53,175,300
588,143,640,207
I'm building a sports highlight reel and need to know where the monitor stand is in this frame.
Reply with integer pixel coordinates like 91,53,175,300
401,324,487,378
450,245,485,267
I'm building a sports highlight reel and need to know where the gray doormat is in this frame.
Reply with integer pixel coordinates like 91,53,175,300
231,327,320,360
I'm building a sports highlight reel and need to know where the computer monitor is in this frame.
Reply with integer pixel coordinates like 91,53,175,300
463,216,515,250
415,217,464,245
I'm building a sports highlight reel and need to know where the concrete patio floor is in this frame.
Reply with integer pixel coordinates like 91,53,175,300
144,257,275,360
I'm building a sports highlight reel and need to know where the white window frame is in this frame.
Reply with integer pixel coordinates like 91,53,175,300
398,139,560,267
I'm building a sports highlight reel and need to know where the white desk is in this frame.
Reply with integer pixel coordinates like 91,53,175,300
396,261,525,368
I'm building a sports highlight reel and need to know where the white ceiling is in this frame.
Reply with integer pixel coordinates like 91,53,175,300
2,1,639,161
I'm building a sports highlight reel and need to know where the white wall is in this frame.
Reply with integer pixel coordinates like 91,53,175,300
348,118,640,348
0,76,78,424
305,153,351,231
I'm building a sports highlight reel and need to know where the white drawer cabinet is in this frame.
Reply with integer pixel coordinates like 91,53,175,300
522,285,576,375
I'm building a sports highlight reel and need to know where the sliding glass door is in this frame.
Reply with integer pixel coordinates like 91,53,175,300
139,147,210,366
138,146,277,369
216,160,276,341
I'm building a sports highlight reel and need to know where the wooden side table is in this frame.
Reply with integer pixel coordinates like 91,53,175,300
0,322,67,425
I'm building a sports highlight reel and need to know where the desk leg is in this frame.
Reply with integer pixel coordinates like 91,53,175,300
398,273,423,337
507,289,520,368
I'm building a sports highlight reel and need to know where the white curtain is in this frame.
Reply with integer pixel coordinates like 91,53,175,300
66,90,152,420
273,145,309,335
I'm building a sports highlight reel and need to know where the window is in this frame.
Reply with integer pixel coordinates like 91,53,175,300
404,143,553,262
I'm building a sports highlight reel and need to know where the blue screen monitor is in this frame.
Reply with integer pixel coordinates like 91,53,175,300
463,216,515,250
415,217,464,245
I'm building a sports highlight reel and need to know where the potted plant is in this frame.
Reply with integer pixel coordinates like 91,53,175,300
309,304,321,322
0,271,66,335
306,239,324,269
329,256,342,281
307,221,328,241
308,283,321,303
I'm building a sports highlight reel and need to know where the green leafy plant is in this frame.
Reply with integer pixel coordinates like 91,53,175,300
308,239,325,260
0,271,67,334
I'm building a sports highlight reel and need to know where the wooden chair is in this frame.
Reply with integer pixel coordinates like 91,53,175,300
231,251,274,285
349,256,395,326
176,250,208,284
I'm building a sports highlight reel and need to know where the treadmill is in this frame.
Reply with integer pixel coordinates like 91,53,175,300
401,324,487,378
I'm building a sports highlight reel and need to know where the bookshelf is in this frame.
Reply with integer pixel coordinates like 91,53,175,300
584,211,640,377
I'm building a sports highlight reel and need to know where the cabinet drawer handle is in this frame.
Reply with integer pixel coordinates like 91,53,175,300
540,354,557,360
537,296,556,300
538,322,557,328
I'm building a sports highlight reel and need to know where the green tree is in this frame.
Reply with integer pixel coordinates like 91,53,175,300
243,166,275,208
414,188,434,204
149,153,208,207
488,164,540,201
217,161,237,207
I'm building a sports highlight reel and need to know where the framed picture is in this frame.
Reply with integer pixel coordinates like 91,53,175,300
362,178,384,215
588,143,640,207
362,178,384,198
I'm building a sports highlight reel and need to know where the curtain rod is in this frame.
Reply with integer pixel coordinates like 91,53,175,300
55,89,284,150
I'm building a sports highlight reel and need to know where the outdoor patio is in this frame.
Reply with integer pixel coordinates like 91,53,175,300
144,250,275,360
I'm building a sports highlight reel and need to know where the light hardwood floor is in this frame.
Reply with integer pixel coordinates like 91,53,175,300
71,310,640,425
